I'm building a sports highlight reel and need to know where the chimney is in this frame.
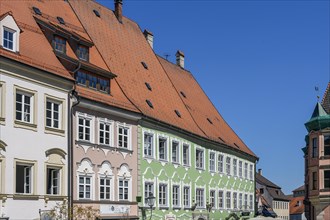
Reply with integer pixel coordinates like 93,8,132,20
258,169,262,175
176,50,185,69
114,0,123,23
143,29,154,49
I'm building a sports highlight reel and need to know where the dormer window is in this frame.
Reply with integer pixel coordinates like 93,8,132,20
54,35,66,53
76,70,110,94
3,27,15,51
1,13,20,52
77,44,89,61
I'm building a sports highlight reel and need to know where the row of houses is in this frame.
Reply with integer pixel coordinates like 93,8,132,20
0,0,258,219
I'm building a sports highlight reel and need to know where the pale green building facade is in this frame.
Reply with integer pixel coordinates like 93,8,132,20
138,121,257,220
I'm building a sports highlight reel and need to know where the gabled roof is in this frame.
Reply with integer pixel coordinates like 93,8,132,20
158,56,256,157
256,173,289,201
289,196,304,215
256,173,281,189
68,0,206,137
292,185,304,192
0,2,72,80
1,0,138,113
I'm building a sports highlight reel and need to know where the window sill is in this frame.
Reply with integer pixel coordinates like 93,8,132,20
0,117,5,125
172,161,180,165
45,126,65,136
173,207,181,210
13,194,39,200
45,195,67,200
196,167,205,171
14,120,37,131
159,206,169,210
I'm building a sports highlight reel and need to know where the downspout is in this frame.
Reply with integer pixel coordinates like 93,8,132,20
68,62,81,219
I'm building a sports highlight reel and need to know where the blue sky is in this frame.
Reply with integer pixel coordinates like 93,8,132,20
97,0,330,194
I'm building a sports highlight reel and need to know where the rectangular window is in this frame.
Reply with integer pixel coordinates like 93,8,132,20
99,121,111,146
226,191,231,209
159,137,167,161
196,149,204,169
249,164,253,180
54,35,66,53
324,170,330,189
77,45,89,61
144,182,154,205
47,168,60,195
196,188,204,208
210,190,216,208
172,185,180,207
218,154,224,173
244,194,248,210
118,125,129,148
46,99,61,129
75,71,110,94
233,192,237,209
144,133,153,157
239,193,243,209
16,91,33,123
16,164,32,194
172,141,180,163
239,161,243,177
249,194,253,210
119,179,129,200
324,135,330,156
312,138,318,158
183,144,190,166
78,116,91,141
0,82,5,121
226,157,231,175
218,190,224,209
3,27,15,51
209,152,215,172
79,176,91,199
233,159,237,176
244,163,248,179
312,172,317,190
183,186,190,208
159,184,167,207
100,177,111,200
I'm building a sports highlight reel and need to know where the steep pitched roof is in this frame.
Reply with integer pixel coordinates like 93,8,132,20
158,56,256,157
256,173,289,201
4,0,138,112
68,0,206,137
0,2,72,80
292,185,305,192
322,82,330,113
289,196,304,215
256,173,281,188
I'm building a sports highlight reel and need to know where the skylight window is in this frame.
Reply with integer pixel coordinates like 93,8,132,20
218,137,225,143
57,16,65,25
207,118,213,124
141,61,148,70
174,110,181,118
146,100,153,108
180,91,186,98
93,9,101,17
145,82,152,91
32,7,42,15
234,143,240,149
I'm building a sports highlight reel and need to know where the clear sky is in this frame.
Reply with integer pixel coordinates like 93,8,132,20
97,0,330,194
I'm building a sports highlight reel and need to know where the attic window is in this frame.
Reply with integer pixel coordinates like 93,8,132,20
93,9,101,17
32,7,42,15
76,70,110,94
180,91,186,98
77,45,89,61
145,82,152,91
2,27,15,51
141,61,148,70
146,100,153,108
57,16,65,25
53,35,66,53
174,110,181,118
207,118,213,124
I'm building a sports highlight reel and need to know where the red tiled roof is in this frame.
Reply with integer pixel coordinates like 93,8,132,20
159,56,256,156
1,0,138,113
69,0,206,137
289,196,304,215
69,0,256,157
0,2,72,80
